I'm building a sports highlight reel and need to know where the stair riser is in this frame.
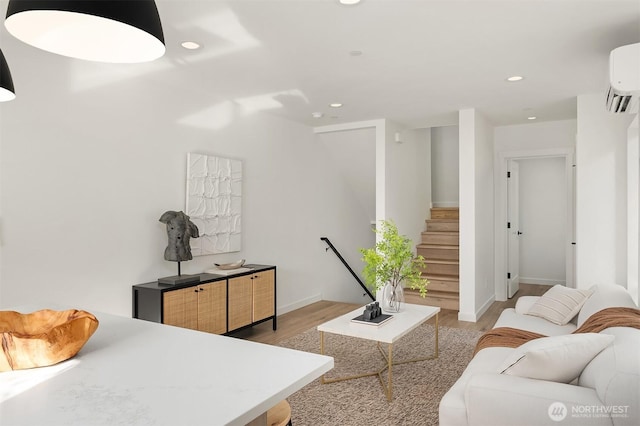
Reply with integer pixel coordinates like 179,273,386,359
418,247,459,261
421,233,459,245
430,210,459,220
424,295,460,310
405,290,459,310
423,263,459,276
426,221,459,232
425,278,459,293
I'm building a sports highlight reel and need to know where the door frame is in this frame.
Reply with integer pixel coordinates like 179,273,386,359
507,159,520,298
494,147,575,301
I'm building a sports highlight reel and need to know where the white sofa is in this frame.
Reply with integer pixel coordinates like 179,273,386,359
439,284,639,426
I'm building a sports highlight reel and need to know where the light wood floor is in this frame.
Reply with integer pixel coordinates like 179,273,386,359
230,283,551,345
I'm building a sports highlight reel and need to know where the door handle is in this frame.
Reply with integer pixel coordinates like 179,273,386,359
517,231,523,235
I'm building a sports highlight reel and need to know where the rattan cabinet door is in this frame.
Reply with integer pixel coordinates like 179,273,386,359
228,275,252,331
252,270,275,322
163,287,199,330
197,281,227,334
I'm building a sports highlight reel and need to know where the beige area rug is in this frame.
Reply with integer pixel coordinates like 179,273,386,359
278,324,481,426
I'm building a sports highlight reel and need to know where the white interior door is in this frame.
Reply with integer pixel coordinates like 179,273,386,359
507,160,521,298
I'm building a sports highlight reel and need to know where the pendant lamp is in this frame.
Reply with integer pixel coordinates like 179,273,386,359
5,0,165,63
0,49,16,102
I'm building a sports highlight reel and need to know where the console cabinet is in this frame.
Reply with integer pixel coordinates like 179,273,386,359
133,264,276,334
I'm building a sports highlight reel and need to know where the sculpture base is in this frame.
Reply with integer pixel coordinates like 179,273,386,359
158,275,200,286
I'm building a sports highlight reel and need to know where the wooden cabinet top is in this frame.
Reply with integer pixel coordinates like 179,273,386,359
133,264,276,292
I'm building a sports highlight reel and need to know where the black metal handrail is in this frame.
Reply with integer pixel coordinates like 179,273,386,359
320,237,375,301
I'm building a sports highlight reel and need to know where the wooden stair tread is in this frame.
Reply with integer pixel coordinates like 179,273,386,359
416,207,461,312
423,274,459,281
424,259,458,265
424,291,459,300
417,244,459,249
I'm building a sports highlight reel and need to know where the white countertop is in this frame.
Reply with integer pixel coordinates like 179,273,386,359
317,303,440,344
0,306,333,426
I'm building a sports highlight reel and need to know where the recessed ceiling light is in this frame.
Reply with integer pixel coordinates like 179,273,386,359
527,116,537,120
181,41,201,50
312,112,324,119
339,0,362,5
329,103,343,108
506,75,524,82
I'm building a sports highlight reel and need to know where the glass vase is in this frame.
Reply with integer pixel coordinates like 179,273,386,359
381,282,404,313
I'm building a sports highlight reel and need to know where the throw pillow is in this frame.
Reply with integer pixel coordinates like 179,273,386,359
498,333,615,383
526,285,593,325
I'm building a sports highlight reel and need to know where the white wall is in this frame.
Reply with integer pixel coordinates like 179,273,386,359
384,122,431,250
459,109,494,322
493,119,576,299
576,94,636,289
628,114,639,304
473,111,495,317
495,120,577,151
317,128,376,224
431,125,459,207
0,57,372,316
518,157,567,285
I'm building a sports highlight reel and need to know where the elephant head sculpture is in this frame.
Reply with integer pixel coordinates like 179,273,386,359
159,211,200,262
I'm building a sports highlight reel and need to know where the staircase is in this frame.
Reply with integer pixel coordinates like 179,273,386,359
405,207,460,311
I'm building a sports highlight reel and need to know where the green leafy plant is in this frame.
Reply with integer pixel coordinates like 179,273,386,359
360,219,428,297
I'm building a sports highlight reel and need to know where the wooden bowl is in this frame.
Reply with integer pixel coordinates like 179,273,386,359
214,259,246,270
0,309,99,372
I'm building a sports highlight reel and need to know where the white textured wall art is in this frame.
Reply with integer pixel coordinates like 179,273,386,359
186,153,242,255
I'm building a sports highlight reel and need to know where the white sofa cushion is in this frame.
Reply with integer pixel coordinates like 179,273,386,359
494,308,577,336
465,374,609,426
577,284,638,327
526,285,593,325
439,347,513,426
498,333,615,383
514,296,540,314
579,327,640,425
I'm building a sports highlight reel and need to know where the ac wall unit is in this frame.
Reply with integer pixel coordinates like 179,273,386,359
606,42,640,113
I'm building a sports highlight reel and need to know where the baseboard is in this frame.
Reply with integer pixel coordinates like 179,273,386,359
277,293,323,315
476,295,494,319
457,294,494,323
520,277,565,286
457,311,477,322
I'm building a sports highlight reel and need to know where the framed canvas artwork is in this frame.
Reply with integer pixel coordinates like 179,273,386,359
186,153,242,255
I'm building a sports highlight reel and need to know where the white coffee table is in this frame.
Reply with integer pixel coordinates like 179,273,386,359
317,303,440,401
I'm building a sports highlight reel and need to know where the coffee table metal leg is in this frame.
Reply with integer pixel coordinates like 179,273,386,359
320,331,326,384
435,312,439,357
319,314,439,401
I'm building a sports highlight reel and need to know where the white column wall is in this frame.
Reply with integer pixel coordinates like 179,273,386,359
459,110,476,321
459,109,494,322
576,94,636,289
473,111,495,317
628,114,639,304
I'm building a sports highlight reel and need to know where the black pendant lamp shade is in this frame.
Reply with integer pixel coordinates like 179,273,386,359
0,49,16,102
5,0,165,63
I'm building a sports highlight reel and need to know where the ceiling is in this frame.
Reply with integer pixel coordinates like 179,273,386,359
1,0,639,128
